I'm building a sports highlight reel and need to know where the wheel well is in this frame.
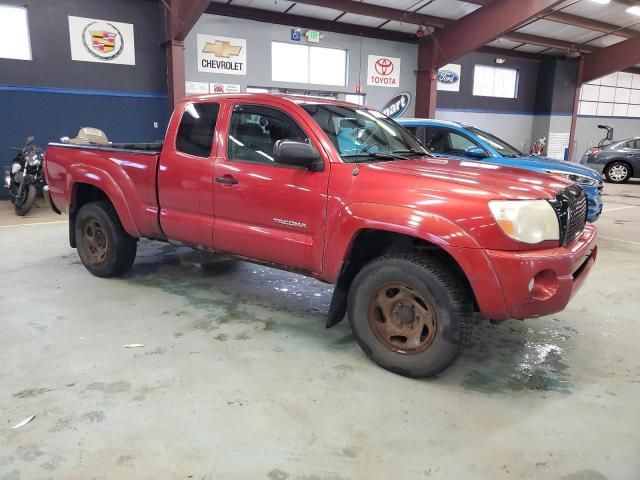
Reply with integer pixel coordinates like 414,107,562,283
326,229,478,328
68,183,112,248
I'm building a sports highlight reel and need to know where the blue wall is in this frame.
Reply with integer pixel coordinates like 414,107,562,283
1,85,168,154
0,0,168,197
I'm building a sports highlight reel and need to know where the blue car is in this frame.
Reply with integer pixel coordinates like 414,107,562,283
398,119,604,222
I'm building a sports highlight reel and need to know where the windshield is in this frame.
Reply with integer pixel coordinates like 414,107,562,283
301,104,430,162
466,126,523,157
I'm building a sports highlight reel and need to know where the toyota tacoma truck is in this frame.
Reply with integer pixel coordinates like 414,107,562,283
44,94,597,378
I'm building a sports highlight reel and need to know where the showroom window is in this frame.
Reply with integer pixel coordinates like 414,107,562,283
0,5,32,60
472,65,519,98
578,72,640,118
271,42,347,87
175,103,220,158
227,104,308,164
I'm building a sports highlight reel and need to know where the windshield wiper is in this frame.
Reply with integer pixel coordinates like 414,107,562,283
392,149,431,157
342,151,407,161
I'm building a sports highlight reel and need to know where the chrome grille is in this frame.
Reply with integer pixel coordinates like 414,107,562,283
548,185,588,246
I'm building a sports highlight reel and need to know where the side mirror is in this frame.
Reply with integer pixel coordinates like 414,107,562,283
464,146,486,159
273,140,323,172
25,136,34,146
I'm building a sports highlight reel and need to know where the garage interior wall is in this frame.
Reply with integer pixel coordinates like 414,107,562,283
0,0,169,195
185,14,418,115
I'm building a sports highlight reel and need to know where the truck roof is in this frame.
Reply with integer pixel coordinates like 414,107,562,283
183,93,361,108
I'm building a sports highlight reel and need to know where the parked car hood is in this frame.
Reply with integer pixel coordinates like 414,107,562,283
502,155,602,181
364,157,572,200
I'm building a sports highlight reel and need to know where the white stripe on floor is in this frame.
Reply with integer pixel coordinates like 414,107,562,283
0,220,67,229
599,235,640,247
604,205,638,213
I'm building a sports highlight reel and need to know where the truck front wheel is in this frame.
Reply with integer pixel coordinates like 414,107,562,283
347,254,474,378
75,201,137,278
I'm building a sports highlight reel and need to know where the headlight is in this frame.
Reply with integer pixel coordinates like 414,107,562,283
546,169,598,187
488,200,559,244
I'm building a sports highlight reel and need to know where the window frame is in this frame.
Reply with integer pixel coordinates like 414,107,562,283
271,41,348,87
472,65,519,99
225,102,316,169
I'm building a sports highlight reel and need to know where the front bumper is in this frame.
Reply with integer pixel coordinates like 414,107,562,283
482,224,597,320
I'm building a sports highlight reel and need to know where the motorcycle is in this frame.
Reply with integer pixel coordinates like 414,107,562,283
3,136,45,216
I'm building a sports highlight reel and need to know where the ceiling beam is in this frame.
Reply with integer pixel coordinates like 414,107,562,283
504,32,595,53
289,0,449,28
465,0,640,38
581,33,640,83
430,0,566,68
165,0,210,41
205,3,415,43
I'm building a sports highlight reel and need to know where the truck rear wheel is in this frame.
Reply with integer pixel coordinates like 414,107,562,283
347,254,474,378
75,201,137,278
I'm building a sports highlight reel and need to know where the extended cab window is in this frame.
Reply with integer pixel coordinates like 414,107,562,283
228,105,308,164
176,103,220,158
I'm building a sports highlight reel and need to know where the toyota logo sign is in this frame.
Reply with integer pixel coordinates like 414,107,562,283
375,58,394,76
368,55,401,88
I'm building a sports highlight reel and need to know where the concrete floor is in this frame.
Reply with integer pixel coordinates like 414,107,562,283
0,183,639,480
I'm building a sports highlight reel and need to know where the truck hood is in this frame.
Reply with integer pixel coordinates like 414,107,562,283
504,155,602,181
365,157,572,199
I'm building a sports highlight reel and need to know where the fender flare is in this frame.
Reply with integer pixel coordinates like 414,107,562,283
324,203,486,328
67,165,141,239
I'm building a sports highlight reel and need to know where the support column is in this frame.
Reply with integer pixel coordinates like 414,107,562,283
415,38,438,118
166,39,185,109
567,57,583,162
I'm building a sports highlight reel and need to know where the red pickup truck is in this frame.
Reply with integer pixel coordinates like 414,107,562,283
44,94,597,378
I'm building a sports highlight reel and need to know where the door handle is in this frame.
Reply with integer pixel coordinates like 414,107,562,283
216,175,238,186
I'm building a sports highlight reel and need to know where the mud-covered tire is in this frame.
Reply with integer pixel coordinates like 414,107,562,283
75,201,137,278
604,161,631,183
347,253,474,378
14,184,36,216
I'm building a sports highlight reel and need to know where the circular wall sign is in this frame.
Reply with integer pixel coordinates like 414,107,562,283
81,21,125,61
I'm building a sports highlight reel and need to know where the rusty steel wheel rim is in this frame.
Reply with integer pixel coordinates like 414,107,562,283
83,219,109,264
368,283,437,355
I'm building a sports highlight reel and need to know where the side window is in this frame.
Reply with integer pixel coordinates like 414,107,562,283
631,139,640,150
228,104,308,164
446,131,477,155
176,103,220,157
424,127,447,154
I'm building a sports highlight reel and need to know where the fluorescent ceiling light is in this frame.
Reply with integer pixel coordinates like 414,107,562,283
627,6,640,16
589,0,611,4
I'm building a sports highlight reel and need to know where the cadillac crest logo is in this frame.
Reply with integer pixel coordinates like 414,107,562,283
82,21,124,60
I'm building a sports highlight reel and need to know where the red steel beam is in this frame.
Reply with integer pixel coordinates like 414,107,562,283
504,32,594,53
174,0,211,41
581,33,640,83
205,3,415,43
290,0,449,28
431,0,566,68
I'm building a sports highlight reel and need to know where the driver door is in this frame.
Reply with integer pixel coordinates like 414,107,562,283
212,102,330,274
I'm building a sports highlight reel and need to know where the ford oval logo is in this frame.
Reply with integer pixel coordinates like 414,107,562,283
438,70,459,84
380,92,412,119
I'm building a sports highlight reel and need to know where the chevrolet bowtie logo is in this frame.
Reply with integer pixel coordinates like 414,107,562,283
202,41,242,58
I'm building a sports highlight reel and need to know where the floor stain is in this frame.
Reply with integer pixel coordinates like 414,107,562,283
13,387,55,399
268,469,290,480
116,455,136,469
561,470,609,480
50,411,105,432
460,322,574,394
15,445,44,463
0,470,20,480
86,381,131,394
40,455,65,471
